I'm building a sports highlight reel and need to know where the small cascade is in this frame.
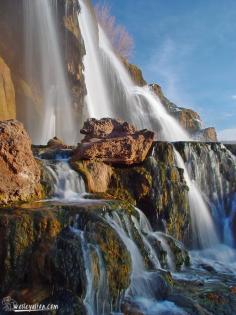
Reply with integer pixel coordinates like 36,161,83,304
64,206,189,315
43,160,86,200
22,0,78,144
77,0,189,142
104,209,188,313
175,143,236,246
174,149,219,249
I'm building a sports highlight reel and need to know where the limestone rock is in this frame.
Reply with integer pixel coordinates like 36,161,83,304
72,118,154,165
0,57,16,120
0,120,42,204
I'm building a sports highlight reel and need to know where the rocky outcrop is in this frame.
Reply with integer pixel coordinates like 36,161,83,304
150,84,202,135
0,57,16,120
72,118,155,165
123,59,147,86
173,109,201,134
194,127,218,142
0,120,42,204
72,141,191,244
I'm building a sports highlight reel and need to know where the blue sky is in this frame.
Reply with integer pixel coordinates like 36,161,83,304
93,0,236,140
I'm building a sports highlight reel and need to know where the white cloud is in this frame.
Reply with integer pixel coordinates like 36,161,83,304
145,38,194,108
218,128,236,141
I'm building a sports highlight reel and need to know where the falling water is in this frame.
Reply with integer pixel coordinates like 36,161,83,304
77,0,114,118
175,142,236,246
78,0,189,141
174,149,219,248
44,160,86,200
22,0,77,144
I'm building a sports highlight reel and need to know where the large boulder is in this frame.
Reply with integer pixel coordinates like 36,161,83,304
72,118,155,165
0,120,42,204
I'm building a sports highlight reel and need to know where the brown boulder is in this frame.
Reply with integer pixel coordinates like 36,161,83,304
0,120,42,204
47,137,69,149
80,117,136,141
72,118,154,165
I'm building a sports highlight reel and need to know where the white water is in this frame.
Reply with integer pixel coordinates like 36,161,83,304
174,149,219,248
78,0,189,141
77,0,114,118
177,143,236,246
22,0,77,144
45,160,86,200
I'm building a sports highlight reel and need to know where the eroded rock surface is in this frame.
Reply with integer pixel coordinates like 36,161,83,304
0,120,42,204
72,118,155,165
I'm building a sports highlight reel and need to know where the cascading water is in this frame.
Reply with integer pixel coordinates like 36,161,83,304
77,0,227,250
78,0,189,142
21,0,78,145
70,206,189,315
174,148,219,249
174,142,236,247
43,159,86,200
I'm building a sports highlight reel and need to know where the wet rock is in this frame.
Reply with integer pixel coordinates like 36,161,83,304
72,160,113,193
0,120,43,204
72,118,154,165
0,202,132,311
72,142,191,245
199,263,216,273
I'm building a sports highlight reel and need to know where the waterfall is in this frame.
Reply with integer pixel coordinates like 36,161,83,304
22,0,77,145
43,160,86,200
77,0,189,142
175,143,236,246
71,207,188,315
174,149,219,248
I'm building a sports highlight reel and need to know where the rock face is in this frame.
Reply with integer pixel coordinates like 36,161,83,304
0,57,16,120
72,118,155,165
0,120,42,204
